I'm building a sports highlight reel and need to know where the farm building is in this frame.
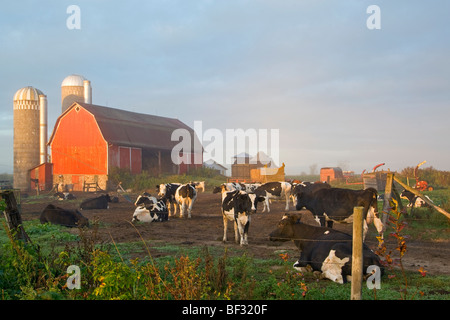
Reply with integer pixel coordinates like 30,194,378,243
48,102,202,191
320,167,344,183
203,159,227,175
230,151,284,182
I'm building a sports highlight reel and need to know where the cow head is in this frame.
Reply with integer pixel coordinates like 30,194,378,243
269,214,298,241
247,193,266,213
157,184,167,197
295,192,307,210
213,185,227,194
74,210,89,227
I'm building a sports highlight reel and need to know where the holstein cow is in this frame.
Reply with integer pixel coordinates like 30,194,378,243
135,192,157,207
40,204,89,228
295,187,384,240
132,198,169,223
80,194,112,210
212,182,245,193
400,189,433,208
175,183,197,218
54,192,77,201
156,183,181,216
221,190,265,246
269,214,383,284
254,181,292,212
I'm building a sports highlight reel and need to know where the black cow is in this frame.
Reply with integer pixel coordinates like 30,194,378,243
79,194,112,210
221,190,265,246
40,204,89,227
295,187,384,239
269,214,383,284
156,183,181,216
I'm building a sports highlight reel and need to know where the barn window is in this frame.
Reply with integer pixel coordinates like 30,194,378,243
75,106,80,112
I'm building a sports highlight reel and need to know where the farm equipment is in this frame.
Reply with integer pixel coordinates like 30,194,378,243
414,160,434,191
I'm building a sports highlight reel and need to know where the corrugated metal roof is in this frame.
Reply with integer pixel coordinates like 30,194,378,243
50,102,201,151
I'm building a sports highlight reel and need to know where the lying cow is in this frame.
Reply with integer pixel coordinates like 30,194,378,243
156,183,181,216
254,181,292,212
54,192,77,201
132,198,168,223
295,187,384,240
79,194,112,210
221,190,265,246
269,214,383,284
40,204,89,227
175,183,197,218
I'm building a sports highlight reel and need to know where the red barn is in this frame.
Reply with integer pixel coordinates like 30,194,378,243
48,102,202,191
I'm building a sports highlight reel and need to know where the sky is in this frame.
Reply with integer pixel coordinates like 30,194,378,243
1,0,449,175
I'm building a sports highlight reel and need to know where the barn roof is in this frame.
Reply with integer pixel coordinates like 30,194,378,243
49,102,201,151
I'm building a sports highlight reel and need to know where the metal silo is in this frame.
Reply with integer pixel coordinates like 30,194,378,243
61,74,91,113
13,86,44,190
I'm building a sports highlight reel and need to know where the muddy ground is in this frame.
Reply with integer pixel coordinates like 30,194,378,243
20,191,450,276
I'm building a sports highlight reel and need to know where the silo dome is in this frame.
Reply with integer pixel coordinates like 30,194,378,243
61,74,86,87
14,86,44,103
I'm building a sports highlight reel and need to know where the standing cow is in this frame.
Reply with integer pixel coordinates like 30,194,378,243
221,190,265,246
269,214,383,284
174,183,197,218
295,187,384,240
254,181,292,212
156,183,181,216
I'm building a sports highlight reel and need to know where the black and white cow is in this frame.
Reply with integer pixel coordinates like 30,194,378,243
40,204,89,227
175,183,197,218
295,187,384,240
156,183,181,216
400,189,433,208
212,182,245,193
132,198,168,223
135,192,157,207
221,190,265,246
269,214,384,284
54,192,77,201
79,194,112,210
254,181,292,212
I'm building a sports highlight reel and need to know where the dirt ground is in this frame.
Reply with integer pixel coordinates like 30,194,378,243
19,191,450,276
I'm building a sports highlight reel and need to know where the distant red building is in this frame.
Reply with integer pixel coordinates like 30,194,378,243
48,102,202,191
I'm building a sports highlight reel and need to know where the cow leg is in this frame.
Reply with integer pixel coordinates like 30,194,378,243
284,194,289,211
222,214,228,243
233,220,239,244
180,200,186,218
187,198,193,218
264,197,270,213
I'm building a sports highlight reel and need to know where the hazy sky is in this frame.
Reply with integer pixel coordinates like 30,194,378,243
1,1,449,175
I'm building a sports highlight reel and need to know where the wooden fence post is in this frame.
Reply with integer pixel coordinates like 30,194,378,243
1,190,31,243
351,206,364,300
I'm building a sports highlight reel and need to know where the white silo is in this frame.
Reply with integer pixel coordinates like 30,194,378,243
61,74,92,113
